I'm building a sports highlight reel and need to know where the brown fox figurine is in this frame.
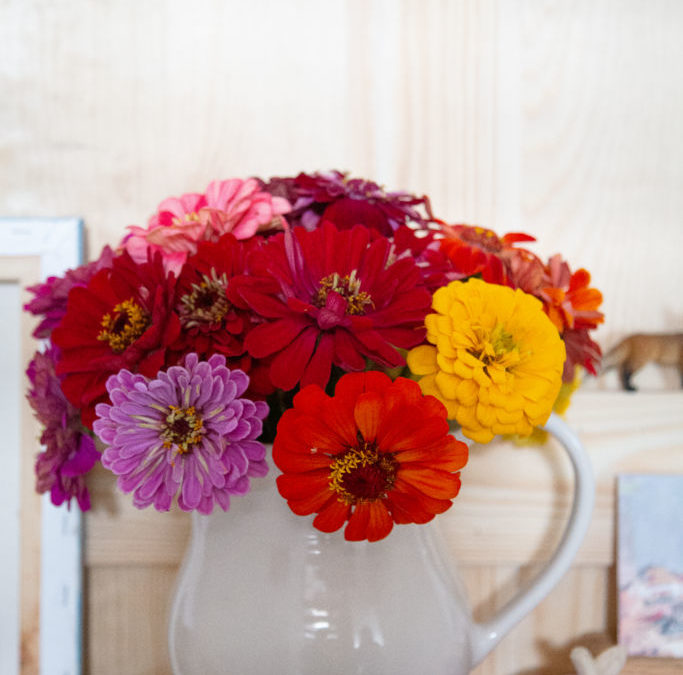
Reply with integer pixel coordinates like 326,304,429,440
601,332,683,391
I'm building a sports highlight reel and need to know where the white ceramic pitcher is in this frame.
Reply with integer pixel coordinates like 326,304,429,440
168,412,594,674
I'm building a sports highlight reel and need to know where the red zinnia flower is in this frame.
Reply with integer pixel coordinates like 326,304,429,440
168,233,275,397
274,372,468,542
263,170,433,236
170,235,257,360
24,246,115,339
51,252,181,429
438,223,536,284
232,222,432,392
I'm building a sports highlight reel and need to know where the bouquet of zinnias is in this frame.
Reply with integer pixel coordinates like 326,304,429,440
25,171,603,542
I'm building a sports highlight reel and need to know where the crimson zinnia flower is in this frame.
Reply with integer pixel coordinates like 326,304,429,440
391,226,465,293
274,372,468,541
232,222,432,392
169,234,275,397
51,252,181,429
170,234,257,361
263,170,433,236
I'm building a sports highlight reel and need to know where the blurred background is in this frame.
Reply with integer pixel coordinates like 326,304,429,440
2,1,682,673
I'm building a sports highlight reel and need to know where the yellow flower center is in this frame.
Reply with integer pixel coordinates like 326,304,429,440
461,226,502,252
98,299,150,353
469,323,520,370
179,270,230,328
161,405,204,454
329,441,397,504
172,211,201,226
314,270,374,315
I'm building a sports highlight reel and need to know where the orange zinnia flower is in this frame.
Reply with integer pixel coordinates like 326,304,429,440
539,254,604,333
273,372,468,542
438,223,536,283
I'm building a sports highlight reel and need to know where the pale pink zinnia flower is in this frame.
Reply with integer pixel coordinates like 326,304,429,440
92,353,269,514
200,178,291,239
121,179,291,274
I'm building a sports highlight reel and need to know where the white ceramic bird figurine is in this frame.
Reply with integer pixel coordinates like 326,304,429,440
569,645,627,675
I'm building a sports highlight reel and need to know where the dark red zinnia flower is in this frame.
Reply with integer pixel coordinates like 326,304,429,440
231,222,432,392
169,234,259,362
561,327,603,379
51,251,181,429
391,226,466,293
262,170,433,236
273,372,468,542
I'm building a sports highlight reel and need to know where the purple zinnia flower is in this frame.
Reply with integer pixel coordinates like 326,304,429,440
24,246,115,338
27,346,100,510
93,353,269,514
262,170,433,236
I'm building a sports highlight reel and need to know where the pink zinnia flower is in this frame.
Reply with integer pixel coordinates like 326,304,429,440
121,179,291,274
27,347,100,510
200,178,291,239
232,222,432,392
93,353,269,514
263,170,433,236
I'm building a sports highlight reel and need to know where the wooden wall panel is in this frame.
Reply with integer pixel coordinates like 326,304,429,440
85,566,177,675
3,0,683,673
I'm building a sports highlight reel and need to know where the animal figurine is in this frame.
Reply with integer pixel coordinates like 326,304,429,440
601,332,683,391
569,645,627,675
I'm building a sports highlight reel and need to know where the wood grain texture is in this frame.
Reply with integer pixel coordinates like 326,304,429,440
3,0,683,673
85,566,177,675
2,256,44,675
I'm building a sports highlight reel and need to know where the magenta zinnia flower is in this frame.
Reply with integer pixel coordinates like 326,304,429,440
93,353,269,514
263,170,433,236
232,222,432,392
27,347,100,510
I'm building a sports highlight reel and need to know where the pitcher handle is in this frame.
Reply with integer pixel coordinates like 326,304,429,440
469,412,595,667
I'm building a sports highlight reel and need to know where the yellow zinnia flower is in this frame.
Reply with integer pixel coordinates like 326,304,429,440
406,278,566,443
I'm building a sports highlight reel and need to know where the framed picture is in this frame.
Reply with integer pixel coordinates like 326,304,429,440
1,217,84,675
618,473,683,658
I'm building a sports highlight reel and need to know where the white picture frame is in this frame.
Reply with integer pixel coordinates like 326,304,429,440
1,217,84,675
